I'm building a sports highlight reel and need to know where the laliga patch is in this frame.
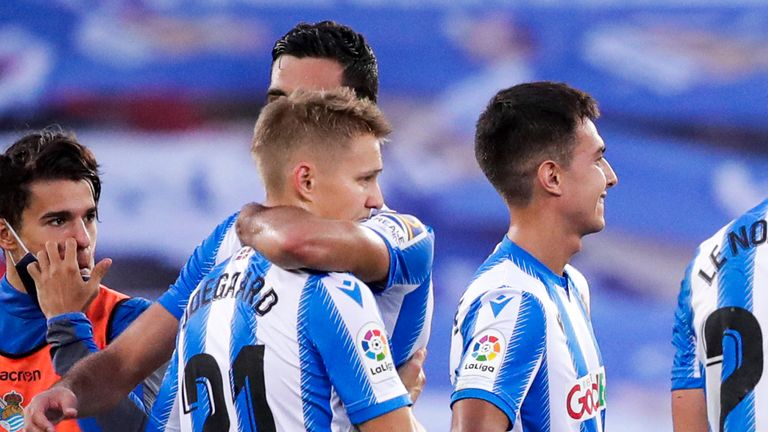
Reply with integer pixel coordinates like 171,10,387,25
462,329,506,378
566,367,606,422
356,322,397,384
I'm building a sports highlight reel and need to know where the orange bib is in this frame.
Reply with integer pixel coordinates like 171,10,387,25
0,286,127,432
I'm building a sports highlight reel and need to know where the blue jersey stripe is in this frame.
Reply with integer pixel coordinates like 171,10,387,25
546,284,598,432
389,279,430,367
297,277,333,431
495,292,548,429
147,348,180,431
671,247,705,390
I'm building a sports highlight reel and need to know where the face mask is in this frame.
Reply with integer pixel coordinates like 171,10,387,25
3,220,40,306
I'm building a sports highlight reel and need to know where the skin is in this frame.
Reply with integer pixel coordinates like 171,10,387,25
451,119,618,431
25,56,423,432
0,179,111,318
672,389,709,432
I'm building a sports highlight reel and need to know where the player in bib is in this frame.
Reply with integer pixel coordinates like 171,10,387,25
672,199,768,432
450,82,618,432
150,88,420,431
0,129,155,432
25,21,432,431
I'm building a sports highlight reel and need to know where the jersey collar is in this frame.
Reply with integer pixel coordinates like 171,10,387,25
499,236,570,292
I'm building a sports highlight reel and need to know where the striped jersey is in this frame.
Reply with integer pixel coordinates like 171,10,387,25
149,246,410,431
450,237,606,432
672,199,768,432
157,210,434,368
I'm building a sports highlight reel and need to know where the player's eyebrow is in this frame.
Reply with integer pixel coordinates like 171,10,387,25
358,168,383,178
40,210,74,222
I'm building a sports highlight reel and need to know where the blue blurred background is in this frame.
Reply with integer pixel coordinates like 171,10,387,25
3,1,768,430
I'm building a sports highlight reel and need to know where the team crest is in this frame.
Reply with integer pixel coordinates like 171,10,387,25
463,329,506,378
0,391,24,432
356,323,397,384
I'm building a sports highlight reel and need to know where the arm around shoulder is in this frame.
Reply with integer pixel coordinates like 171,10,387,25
236,203,390,282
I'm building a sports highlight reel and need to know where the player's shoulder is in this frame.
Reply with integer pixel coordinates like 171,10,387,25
363,209,433,248
308,271,378,311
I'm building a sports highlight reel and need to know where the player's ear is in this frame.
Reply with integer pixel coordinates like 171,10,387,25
292,162,316,203
537,160,563,197
0,219,18,251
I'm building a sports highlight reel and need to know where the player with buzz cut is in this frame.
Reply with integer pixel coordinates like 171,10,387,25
449,82,618,432
153,88,420,431
25,21,433,431
671,199,768,431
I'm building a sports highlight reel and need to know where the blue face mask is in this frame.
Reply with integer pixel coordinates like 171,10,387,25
4,220,41,306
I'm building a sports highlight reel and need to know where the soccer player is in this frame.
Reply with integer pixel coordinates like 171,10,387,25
25,21,433,429
154,88,419,431
449,82,618,432
0,129,155,432
671,202,768,431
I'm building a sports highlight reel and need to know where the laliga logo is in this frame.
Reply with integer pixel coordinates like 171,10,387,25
361,328,388,362
471,334,501,362
566,371,606,421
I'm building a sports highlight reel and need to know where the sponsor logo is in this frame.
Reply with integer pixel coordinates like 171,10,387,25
0,370,41,382
0,391,25,432
357,323,397,384
566,367,607,421
462,330,505,378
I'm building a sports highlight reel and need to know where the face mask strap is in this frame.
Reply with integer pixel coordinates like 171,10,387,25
2,219,30,265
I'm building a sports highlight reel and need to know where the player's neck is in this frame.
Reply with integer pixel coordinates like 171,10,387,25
263,191,308,211
507,208,582,275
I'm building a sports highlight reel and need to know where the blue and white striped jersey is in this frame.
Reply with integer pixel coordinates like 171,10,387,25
157,210,434,368
450,237,606,432
672,199,768,432
148,246,410,431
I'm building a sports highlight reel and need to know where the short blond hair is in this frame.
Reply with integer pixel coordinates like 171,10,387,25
252,88,391,190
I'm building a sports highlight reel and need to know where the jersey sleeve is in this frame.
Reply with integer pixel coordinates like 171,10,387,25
360,212,434,292
671,260,705,391
157,212,240,319
306,273,410,425
451,289,547,428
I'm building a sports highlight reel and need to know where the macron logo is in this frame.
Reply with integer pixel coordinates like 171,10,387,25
490,294,514,318
338,280,363,307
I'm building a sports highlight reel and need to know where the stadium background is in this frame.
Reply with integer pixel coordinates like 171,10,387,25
3,1,768,430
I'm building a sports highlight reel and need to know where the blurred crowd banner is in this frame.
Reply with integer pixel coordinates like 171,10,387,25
3,1,768,129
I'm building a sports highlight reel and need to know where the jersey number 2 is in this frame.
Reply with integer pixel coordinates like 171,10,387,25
183,345,276,432
704,307,763,431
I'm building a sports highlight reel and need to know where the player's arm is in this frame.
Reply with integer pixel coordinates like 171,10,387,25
47,297,156,432
672,389,708,432
670,266,708,432
358,406,424,432
451,399,508,432
236,203,389,282
309,275,414,429
25,304,178,431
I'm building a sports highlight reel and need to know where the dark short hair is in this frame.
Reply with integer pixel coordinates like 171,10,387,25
475,81,599,206
0,127,101,227
272,21,379,103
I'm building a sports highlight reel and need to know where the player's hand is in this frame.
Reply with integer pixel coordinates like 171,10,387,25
397,348,427,404
236,202,268,246
24,387,79,432
27,238,111,318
